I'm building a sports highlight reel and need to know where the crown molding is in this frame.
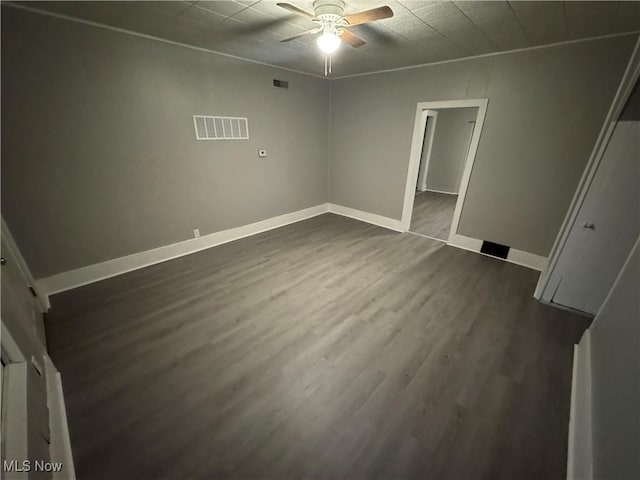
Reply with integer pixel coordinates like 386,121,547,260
4,2,638,82
332,31,640,80
3,2,327,80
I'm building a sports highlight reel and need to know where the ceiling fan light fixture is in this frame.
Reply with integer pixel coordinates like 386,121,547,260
316,31,341,54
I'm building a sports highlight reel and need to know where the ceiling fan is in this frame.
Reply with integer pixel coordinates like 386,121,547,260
277,1,393,63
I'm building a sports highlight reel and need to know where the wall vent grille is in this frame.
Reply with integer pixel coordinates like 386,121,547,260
193,115,249,140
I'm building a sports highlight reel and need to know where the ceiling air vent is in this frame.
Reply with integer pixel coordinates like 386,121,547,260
193,115,249,140
273,79,289,89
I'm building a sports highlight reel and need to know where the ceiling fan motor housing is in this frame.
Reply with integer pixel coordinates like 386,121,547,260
277,1,392,52
313,0,345,18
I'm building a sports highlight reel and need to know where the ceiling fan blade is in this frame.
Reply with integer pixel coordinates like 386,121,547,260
343,6,393,26
340,29,366,48
232,17,294,36
354,23,397,46
276,3,317,21
280,28,320,43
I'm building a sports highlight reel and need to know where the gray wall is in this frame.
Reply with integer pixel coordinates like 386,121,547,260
2,6,637,275
589,237,639,480
329,35,637,256
424,107,477,194
1,7,330,279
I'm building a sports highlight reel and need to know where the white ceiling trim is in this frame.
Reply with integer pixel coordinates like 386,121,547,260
4,2,328,80
332,30,640,80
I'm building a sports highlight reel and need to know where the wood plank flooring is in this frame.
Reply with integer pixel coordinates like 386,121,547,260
410,191,458,240
45,214,590,480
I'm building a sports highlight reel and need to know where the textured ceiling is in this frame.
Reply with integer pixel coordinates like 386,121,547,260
11,1,640,77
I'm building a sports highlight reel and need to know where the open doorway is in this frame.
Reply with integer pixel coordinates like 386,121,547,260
402,99,488,243
410,107,477,240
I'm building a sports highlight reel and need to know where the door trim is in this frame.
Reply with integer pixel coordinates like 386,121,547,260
416,110,438,192
44,356,77,480
402,98,489,238
535,37,640,302
1,320,27,363
2,362,29,478
1,217,50,311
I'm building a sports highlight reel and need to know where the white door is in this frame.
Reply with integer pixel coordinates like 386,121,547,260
551,121,640,314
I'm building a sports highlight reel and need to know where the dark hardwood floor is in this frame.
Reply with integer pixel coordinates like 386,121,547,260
45,213,590,480
410,191,458,240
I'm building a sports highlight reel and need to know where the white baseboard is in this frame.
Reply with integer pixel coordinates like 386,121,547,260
407,231,448,243
447,233,548,271
419,188,458,195
37,204,329,295
35,204,545,296
567,329,593,480
328,203,404,232
537,298,594,318
508,247,549,272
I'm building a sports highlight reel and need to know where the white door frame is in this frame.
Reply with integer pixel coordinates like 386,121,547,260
416,110,438,192
534,37,640,301
1,319,27,364
401,99,489,238
1,217,50,311
1,320,29,477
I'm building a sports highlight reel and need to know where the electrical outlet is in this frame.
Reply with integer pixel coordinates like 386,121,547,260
193,229,200,238
258,149,267,158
